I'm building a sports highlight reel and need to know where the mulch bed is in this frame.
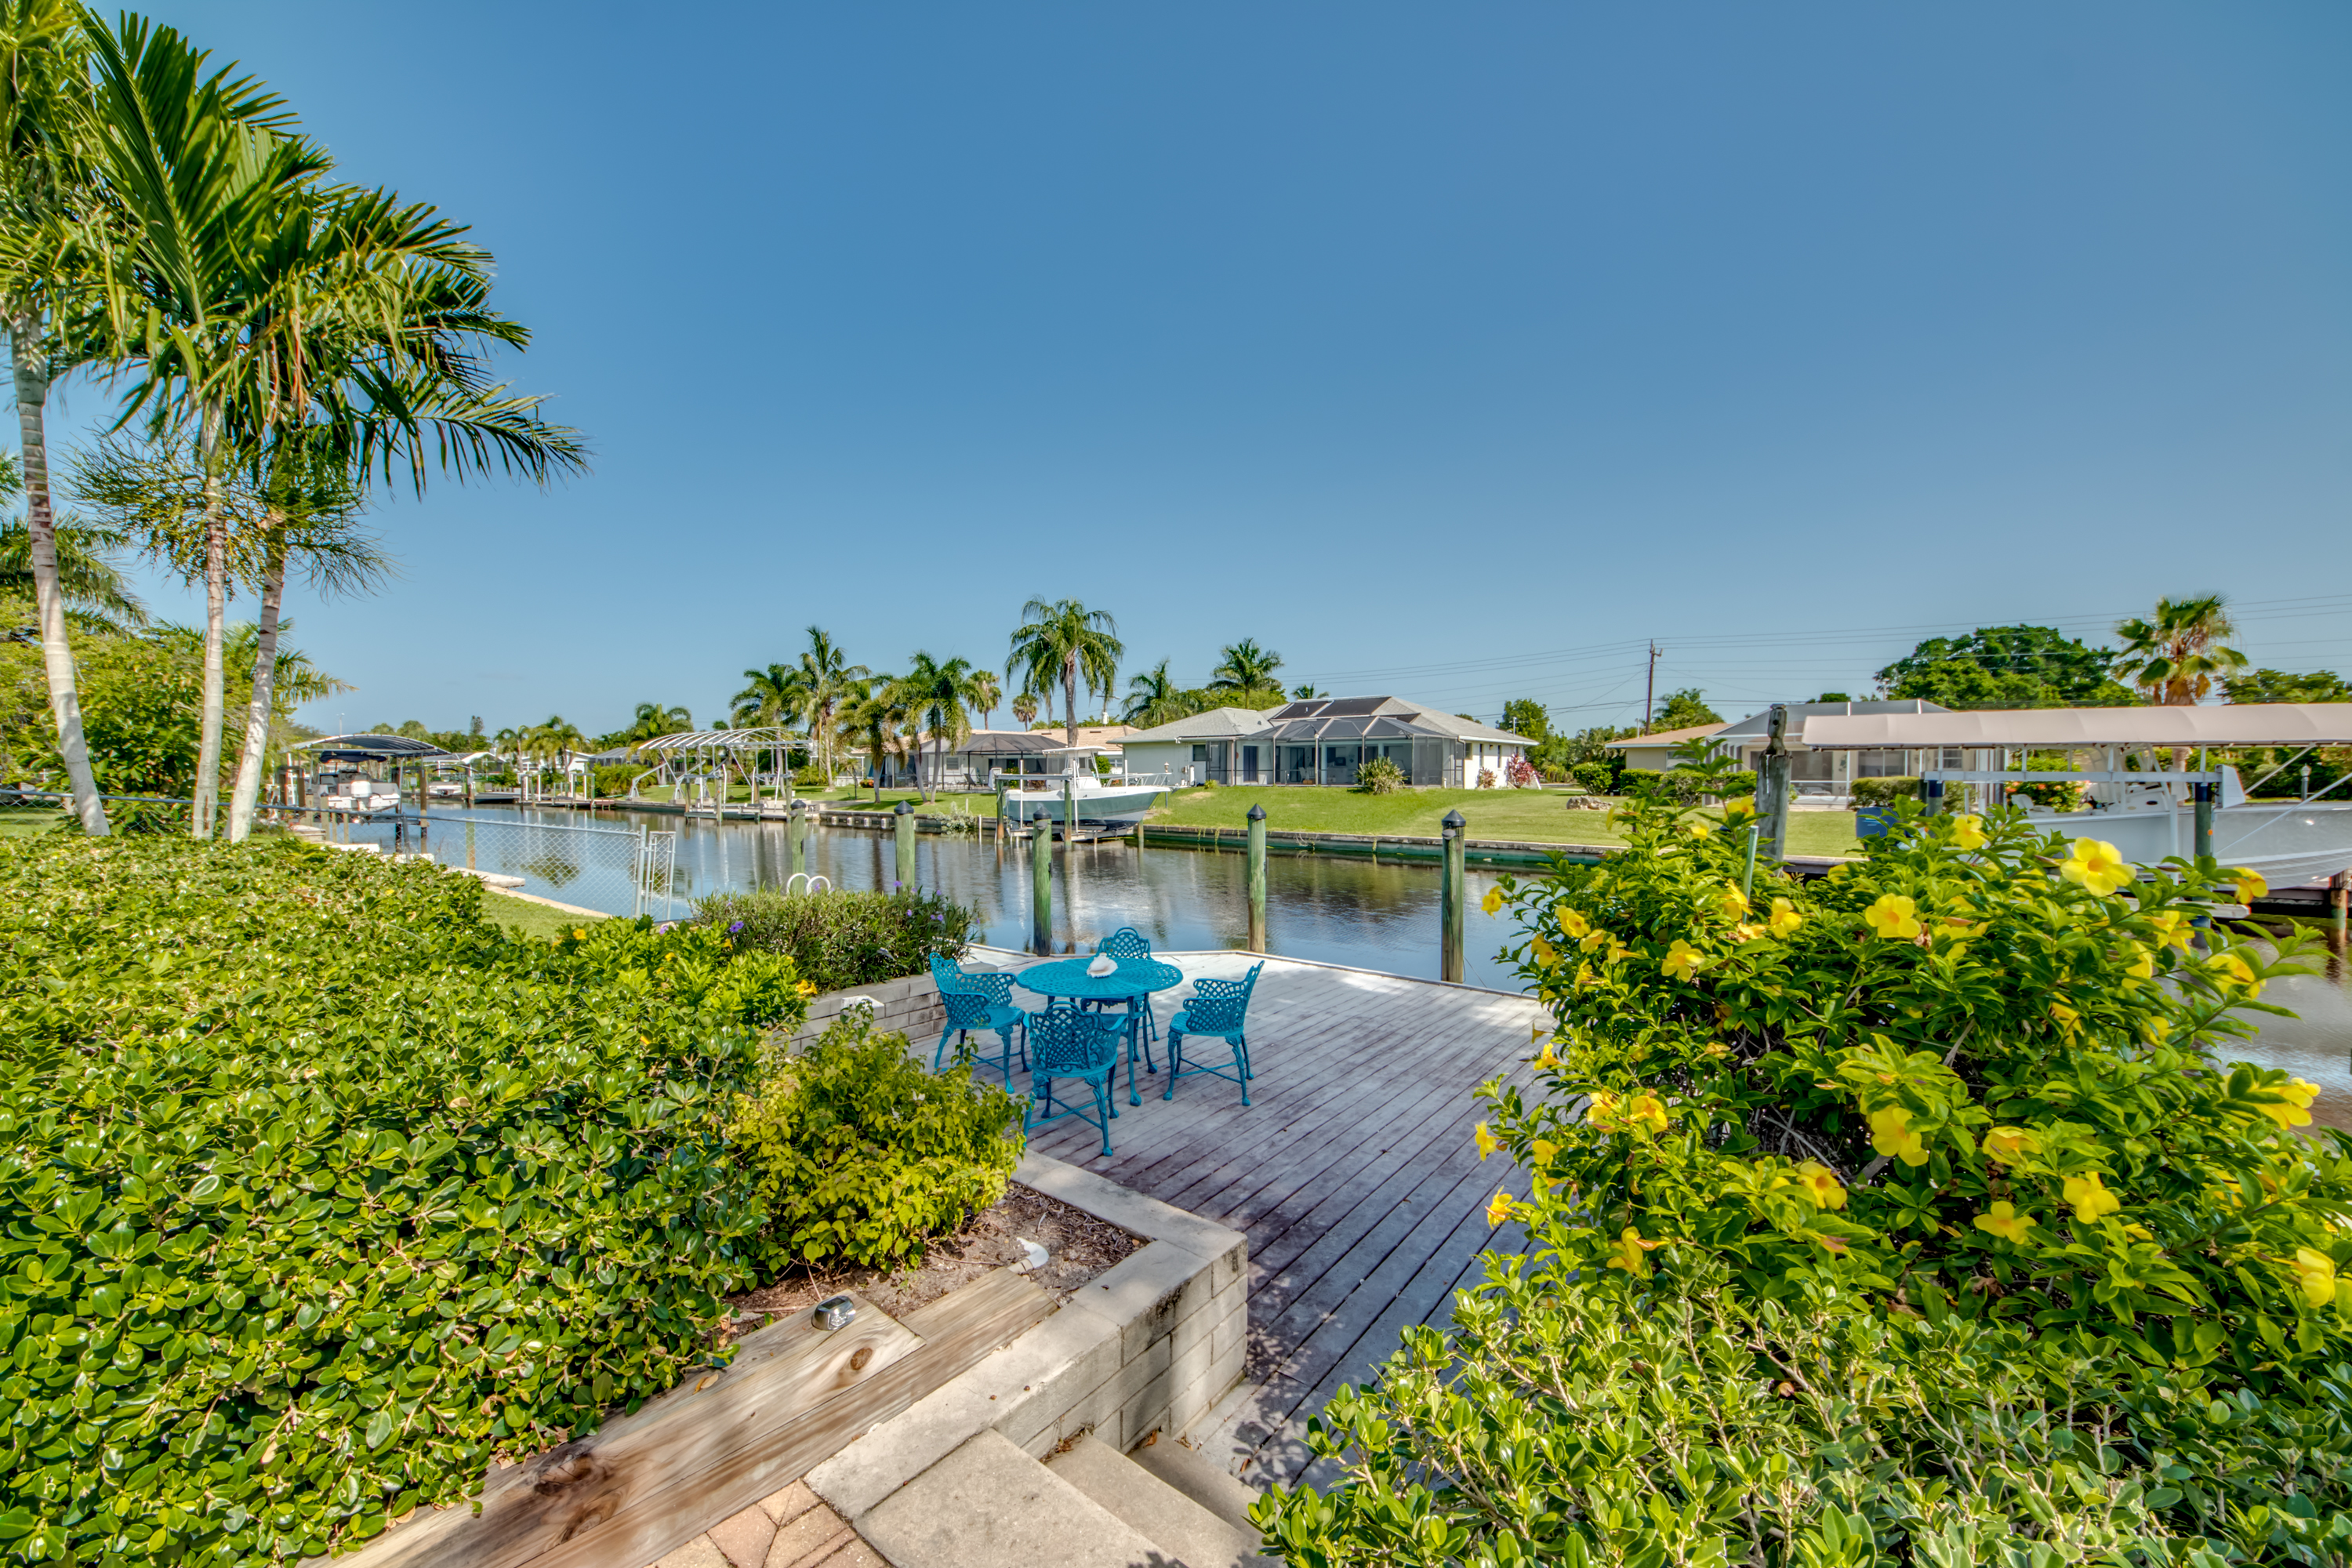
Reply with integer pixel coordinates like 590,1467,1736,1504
724,1184,1142,1335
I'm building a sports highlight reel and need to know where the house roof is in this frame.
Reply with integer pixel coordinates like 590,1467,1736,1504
1124,698,1532,748
945,726,1133,756
1602,723,1728,750
1800,702,2352,750
1117,708,1279,744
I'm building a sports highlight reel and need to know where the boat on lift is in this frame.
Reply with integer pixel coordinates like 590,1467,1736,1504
1798,703,2352,886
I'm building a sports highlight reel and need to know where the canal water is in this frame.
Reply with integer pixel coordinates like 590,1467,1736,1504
402,806,2350,1109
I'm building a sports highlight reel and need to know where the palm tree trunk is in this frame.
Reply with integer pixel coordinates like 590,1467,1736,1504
1064,656,1080,750
191,401,228,839
9,306,107,836
225,528,285,842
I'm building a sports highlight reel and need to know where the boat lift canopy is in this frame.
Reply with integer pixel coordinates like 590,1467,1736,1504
630,727,793,755
1798,702,2352,751
295,734,453,764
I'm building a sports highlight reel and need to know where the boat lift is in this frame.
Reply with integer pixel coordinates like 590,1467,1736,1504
630,727,797,816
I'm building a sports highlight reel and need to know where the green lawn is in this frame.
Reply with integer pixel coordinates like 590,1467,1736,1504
0,808,66,839
480,888,607,941
1147,786,1864,856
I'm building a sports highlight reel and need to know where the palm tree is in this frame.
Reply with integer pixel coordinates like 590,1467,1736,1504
0,449,144,628
840,677,910,795
2114,596,2247,706
624,700,691,742
1291,682,1324,700
1008,597,1123,748
794,626,865,782
1209,638,1283,695
967,669,1000,731
902,651,978,801
1012,691,1038,728
1123,659,1178,722
0,0,111,831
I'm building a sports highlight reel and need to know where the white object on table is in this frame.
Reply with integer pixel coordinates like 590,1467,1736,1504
1086,953,1116,977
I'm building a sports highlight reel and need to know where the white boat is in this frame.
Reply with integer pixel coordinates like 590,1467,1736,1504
1800,702,2352,887
997,774,1170,824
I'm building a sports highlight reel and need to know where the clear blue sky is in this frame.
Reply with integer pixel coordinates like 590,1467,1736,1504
75,2,2352,735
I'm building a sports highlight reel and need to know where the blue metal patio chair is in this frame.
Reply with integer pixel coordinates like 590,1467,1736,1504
1164,962,1264,1105
930,952,1016,1008
933,984,1027,1084
1022,999,1126,1158
1083,927,1162,1065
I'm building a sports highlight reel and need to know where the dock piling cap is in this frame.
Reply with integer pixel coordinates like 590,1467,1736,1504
1443,809,1466,831
1248,804,1266,822
895,800,912,815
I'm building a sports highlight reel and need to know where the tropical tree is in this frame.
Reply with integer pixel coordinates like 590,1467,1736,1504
793,626,864,782
1123,659,1178,722
2223,669,2351,705
1651,688,1722,731
1500,699,1551,741
1007,596,1122,748
967,668,1000,731
0,449,143,629
1011,691,1037,728
902,651,978,801
1208,637,1283,695
621,700,691,742
2114,595,2248,706
1877,624,2136,710
1291,682,1324,700
840,676,910,789
0,0,110,830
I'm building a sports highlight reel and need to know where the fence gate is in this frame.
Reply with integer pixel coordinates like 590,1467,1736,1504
635,826,679,919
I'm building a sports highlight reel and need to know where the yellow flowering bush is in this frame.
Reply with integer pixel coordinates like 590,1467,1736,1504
1261,793,2352,1566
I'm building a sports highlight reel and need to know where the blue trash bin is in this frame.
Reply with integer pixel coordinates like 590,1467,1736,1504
1856,806,1899,839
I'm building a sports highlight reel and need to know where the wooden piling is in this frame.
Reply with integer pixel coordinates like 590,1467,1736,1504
894,800,916,890
1440,809,1466,982
1247,803,1267,953
1031,810,1053,955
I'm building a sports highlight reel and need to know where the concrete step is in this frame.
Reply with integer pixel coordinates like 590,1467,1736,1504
1127,1438,1266,1538
860,1430,1163,1568
1048,1436,1272,1568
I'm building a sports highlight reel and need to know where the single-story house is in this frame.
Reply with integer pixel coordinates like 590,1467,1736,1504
1120,697,1533,788
884,727,1134,789
1604,699,1958,795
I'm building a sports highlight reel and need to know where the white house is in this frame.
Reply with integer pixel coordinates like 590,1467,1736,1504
1604,699,1958,796
1118,696,1533,788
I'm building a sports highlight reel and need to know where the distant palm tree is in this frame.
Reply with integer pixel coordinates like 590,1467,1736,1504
840,677,911,793
1210,638,1283,695
796,626,866,782
624,701,693,742
1012,691,1039,728
1290,682,1324,700
2114,596,2247,706
1123,659,1178,722
903,651,980,801
1008,597,1123,748
0,517,147,633
967,669,1001,731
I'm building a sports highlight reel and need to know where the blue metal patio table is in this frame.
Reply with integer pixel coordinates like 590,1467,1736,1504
1015,957,1185,1105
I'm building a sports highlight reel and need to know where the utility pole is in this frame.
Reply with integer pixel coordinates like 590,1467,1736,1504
1641,643,1661,735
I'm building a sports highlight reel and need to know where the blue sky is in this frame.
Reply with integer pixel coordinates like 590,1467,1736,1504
72,2,2352,735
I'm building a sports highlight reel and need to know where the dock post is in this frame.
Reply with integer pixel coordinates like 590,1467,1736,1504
895,800,916,890
1031,810,1053,955
1441,809,1466,983
789,799,807,881
466,818,476,872
1247,804,1267,953
1757,704,1792,862
1062,777,1076,859
2332,872,2347,948
2193,781,2215,862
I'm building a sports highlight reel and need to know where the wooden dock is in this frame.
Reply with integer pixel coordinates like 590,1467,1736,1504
979,948,1549,1490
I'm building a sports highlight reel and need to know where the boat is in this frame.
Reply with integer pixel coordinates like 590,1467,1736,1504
996,773,1171,825
1798,702,2352,887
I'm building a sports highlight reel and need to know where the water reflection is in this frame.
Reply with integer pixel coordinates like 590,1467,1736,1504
2232,931,2352,1134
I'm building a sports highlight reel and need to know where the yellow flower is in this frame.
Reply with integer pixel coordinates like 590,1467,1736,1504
2063,1171,2121,1223
1587,1091,1620,1129
1980,1127,2038,1165
2049,1000,2081,1036
1482,887,1505,916
1973,1202,2038,1244
796,979,818,997
2207,950,2263,999
2234,869,2269,904
1716,886,1751,919
2060,839,2132,897
1868,1106,1929,1167
1573,962,1601,989
1862,895,1922,941
1683,821,1711,840
1731,922,1763,944
2146,909,2194,953
1790,1160,1846,1210
1475,1122,1501,1160
2122,946,2155,989
2290,1247,2337,1308
1530,935,1558,968
1578,927,1610,953
1558,909,1591,938
1605,1226,1661,1276
572,927,586,942
1530,1041,1559,1070
1530,1138,1559,1167
1767,898,1802,938
1622,1092,1669,1136
2256,1077,2320,1129
1949,815,1987,851
1485,1190,1516,1228
1722,797,1756,822
1660,939,1708,982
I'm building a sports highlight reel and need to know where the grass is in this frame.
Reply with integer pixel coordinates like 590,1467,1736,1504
480,888,608,941
1146,786,1865,856
0,808,66,839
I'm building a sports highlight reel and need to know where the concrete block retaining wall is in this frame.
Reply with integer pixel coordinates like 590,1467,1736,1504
805,1152,1248,1519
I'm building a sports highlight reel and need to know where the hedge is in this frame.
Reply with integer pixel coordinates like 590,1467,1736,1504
686,887,978,994
0,836,809,1566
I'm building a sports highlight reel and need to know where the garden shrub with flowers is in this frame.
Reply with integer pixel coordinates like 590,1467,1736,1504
1258,793,2352,1566
688,886,978,994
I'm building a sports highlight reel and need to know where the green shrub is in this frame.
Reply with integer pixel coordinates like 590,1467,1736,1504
1355,757,1406,794
1569,759,1614,795
591,763,641,798
1850,774,1922,807
688,887,978,994
728,1010,1024,1269
0,835,810,1566
1265,795,2352,1564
